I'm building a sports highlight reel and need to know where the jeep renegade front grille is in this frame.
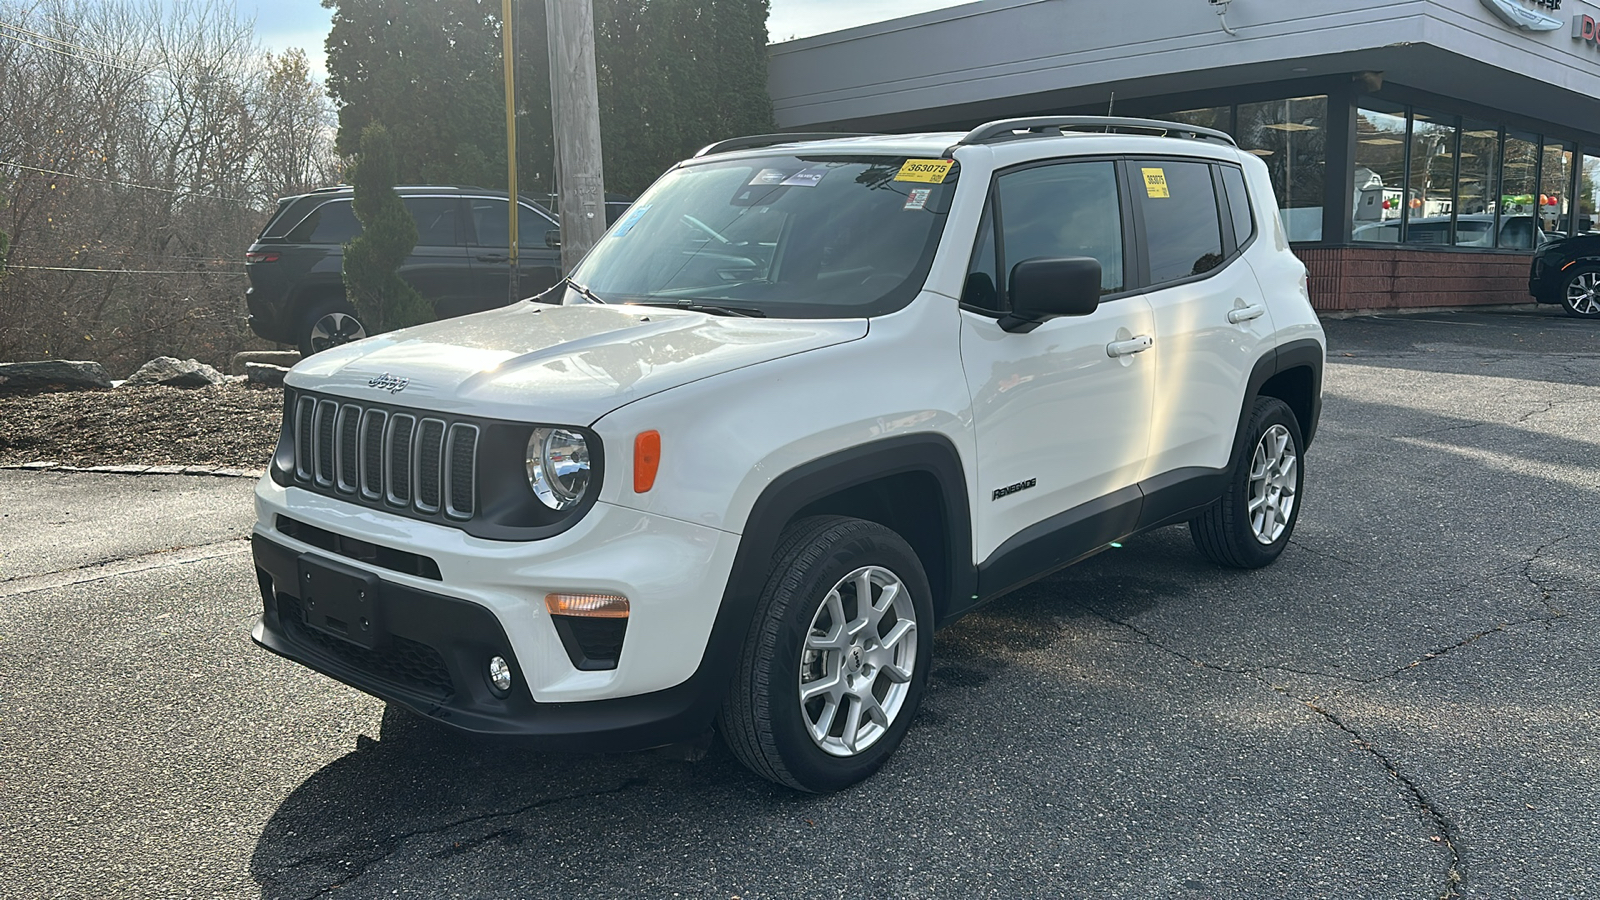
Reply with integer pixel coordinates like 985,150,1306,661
289,392,478,522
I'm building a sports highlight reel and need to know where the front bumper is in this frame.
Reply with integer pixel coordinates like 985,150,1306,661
250,478,743,751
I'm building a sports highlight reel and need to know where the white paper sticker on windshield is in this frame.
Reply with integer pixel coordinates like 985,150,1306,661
903,188,932,210
750,168,788,186
781,166,827,187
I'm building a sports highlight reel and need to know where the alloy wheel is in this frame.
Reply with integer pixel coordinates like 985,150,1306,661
798,565,918,758
1565,271,1600,317
309,312,366,353
1248,423,1298,545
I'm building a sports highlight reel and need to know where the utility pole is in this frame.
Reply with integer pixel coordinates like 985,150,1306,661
501,0,519,304
546,0,606,273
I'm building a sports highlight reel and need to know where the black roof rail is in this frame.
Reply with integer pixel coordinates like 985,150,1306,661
955,116,1238,148
694,132,881,158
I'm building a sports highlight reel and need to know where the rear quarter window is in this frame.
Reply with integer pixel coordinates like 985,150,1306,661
288,200,362,244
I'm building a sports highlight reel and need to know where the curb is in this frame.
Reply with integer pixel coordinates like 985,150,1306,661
0,462,265,478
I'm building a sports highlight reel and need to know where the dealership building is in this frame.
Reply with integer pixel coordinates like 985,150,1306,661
767,0,1600,311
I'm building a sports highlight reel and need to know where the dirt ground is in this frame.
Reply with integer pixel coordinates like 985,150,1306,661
0,382,282,469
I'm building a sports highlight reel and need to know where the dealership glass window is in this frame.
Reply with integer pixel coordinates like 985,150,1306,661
1403,111,1458,245
1454,120,1500,247
1541,140,1574,237
1352,103,1408,243
1237,96,1326,242
1160,107,1231,133
1580,153,1600,235
1500,132,1540,248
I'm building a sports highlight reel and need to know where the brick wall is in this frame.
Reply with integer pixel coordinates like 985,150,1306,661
1295,246,1534,312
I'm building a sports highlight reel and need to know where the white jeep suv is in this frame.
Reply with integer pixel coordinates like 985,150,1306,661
250,118,1325,792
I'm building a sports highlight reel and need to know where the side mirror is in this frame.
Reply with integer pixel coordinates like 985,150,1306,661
999,257,1102,333
545,228,562,250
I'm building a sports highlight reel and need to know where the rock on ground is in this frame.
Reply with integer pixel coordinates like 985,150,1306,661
245,362,290,387
123,357,225,388
0,360,112,391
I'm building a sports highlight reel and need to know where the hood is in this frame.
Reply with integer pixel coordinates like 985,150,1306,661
284,303,868,423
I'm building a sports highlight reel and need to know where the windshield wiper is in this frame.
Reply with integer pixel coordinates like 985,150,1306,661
630,299,766,318
565,280,608,305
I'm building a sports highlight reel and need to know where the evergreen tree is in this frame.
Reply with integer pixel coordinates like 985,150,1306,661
322,0,774,197
343,123,432,334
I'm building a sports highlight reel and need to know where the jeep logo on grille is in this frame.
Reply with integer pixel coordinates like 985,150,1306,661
367,373,409,394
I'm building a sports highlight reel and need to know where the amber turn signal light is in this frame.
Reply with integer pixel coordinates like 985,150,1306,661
545,592,630,619
634,430,661,493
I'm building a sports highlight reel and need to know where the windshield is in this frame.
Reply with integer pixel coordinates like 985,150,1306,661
564,154,960,317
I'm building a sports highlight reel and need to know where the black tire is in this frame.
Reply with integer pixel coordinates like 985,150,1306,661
1559,267,1600,319
1190,397,1304,569
718,515,933,793
297,295,367,357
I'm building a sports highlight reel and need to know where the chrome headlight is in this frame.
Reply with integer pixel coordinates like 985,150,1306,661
526,427,592,510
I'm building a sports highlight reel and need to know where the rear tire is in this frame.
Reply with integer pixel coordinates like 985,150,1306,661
719,516,933,793
1190,397,1304,569
1560,268,1600,318
297,295,367,356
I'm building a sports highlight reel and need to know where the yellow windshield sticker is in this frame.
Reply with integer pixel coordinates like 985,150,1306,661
896,159,954,184
1142,167,1170,199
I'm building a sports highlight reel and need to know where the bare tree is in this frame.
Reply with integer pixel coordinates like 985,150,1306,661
0,0,338,372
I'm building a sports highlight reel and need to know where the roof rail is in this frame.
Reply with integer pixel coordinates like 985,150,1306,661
955,117,1237,148
694,132,880,158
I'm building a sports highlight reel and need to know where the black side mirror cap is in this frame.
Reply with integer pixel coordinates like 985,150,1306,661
999,257,1102,333
545,228,562,250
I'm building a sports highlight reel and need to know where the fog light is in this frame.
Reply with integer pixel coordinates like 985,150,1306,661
487,656,512,695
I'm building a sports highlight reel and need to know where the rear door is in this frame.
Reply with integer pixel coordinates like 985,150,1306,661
467,197,564,305
398,195,474,316
1129,158,1277,482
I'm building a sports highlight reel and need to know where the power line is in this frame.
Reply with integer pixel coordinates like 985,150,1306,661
0,23,156,77
0,19,144,69
0,161,255,205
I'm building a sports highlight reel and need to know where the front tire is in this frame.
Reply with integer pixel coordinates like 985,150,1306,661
1560,268,1600,318
1190,397,1304,568
719,516,933,792
297,296,367,356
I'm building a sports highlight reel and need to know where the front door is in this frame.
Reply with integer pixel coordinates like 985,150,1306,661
467,197,564,308
960,159,1155,569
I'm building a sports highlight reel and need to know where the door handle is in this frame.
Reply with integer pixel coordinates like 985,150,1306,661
476,253,509,263
1227,304,1267,324
1106,335,1153,358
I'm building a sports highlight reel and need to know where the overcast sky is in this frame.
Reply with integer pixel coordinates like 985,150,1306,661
233,0,975,78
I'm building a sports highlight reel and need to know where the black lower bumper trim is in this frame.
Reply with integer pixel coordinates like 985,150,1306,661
251,532,722,751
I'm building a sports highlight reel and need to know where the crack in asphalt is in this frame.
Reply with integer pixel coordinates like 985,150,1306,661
289,777,647,899
1083,531,1580,899
1296,699,1464,899
1093,602,1464,897
0,538,250,598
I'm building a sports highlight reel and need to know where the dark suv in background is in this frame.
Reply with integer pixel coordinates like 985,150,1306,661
246,186,571,355
1530,232,1600,318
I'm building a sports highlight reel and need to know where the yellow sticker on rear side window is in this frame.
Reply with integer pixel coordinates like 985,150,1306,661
1142,167,1170,198
896,159,954,184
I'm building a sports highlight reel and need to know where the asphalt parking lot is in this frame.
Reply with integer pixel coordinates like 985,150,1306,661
2,307,1597,899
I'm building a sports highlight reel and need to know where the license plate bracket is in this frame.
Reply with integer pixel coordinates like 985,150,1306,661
296,554,386,649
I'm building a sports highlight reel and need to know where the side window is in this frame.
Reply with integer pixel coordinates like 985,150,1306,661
291,200,362,244
1137,160,1225,284
471,199,555,249
404,196,461,246
993,160,1124,300
1219,166,1255,248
